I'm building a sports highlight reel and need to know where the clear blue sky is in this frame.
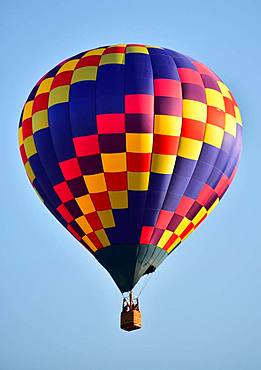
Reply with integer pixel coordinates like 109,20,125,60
2,1,260,369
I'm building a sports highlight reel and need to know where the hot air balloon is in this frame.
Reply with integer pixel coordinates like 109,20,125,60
19,44,242,331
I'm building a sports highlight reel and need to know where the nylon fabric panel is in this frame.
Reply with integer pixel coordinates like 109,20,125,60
19,44,242,292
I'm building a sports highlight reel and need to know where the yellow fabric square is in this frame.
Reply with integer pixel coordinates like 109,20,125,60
48,86,70,107
97,210,115,228
127,172,150,191
32,110,48,133
83,48,106,57
154,115,182,136
126,46,149,54
234,106,242,125
22,101,33,121
225,113,237,137
151,154,176,174
207,198,219,215
100,53,125,65
205,88,225,111
216,81,232,98
24,162,35,182
183,100,207,121
192,207,207,226
24,136,37,158
82,235,97,252
109,191,128,209
166,236,181,253
18,127,23,146
71,66,97,83
157,230,173,248
145,45,163,49
95,229,110,247
204,123,224,148
178,137,202,160
84,173,107,193
75,216,93,234
101,153,126,172
76,194,95,214
57,60,79,74
126,133,153,153
174,217,191,236
36,78,54,96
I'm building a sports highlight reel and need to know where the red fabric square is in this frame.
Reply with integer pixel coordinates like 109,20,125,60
180,222,194,239
73,135,99,157
175,196,194,216
90,192,111,210
207,106,225,128
178,68,203,86
215,174,229,197
139,226,154,244
57,204,74,223
224,97,235,116
181,118,205,140
163,233,179,251
32,93,49,113
153,135,179,155
53,181,74,203
85,213,103,231
51,71,73,89
97,114,125,134
22,118,32,139
125,94,153,114
127,153,151,172
197,184,214,206
230,92,237,107
67,224,81,240
19,144,27,164
76,55,101,68
103,46,126,54
59,158,82,180
86,232,103,249
104,172,127,190
154,79,181,98
156,210,173,229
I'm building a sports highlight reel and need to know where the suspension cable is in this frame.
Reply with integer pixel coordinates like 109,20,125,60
136,273,154,298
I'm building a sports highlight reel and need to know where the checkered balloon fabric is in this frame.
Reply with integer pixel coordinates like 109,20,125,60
19,44,242,292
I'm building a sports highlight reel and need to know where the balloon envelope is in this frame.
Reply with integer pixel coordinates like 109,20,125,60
19,44,242,292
